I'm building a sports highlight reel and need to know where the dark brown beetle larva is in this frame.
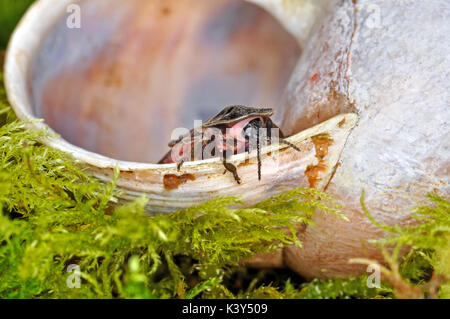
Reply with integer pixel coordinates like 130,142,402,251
158,105,300,184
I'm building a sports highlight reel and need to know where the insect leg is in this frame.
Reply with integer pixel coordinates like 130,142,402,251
176,159,185,171
257,126,261,180
266,119,273,147
222,159,241,184
168,134,184,147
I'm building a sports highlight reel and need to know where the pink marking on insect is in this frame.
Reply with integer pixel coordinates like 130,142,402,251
217,116,263,152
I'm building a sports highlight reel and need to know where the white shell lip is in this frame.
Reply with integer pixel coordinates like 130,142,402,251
4,0,358,213
4,0,156,171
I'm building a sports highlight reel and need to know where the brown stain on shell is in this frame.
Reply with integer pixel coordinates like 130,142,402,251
163,173,196,190
237,158,252,167
304,134,333,187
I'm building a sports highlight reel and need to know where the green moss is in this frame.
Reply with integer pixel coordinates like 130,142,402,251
358,191,450,298
294,277,393,299
0,0,35,49
285,190,450,300
0,69,448,299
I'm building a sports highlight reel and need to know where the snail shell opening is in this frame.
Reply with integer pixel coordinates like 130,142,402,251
22,0,302,163
5,0,357,214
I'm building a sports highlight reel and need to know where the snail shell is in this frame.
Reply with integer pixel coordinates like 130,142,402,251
273,0,450,278
5,0,356,213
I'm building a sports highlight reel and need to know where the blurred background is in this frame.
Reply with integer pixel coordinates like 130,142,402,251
0,0,34,49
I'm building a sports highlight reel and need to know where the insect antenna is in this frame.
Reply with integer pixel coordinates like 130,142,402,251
279,139,301,152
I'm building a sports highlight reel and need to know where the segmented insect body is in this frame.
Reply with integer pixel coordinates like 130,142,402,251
158,105,299,184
